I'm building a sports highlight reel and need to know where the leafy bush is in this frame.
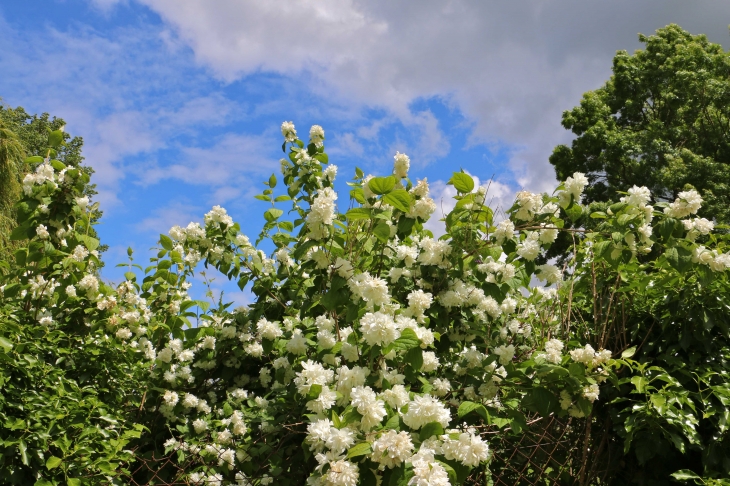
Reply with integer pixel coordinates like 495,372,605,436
1,122,729,485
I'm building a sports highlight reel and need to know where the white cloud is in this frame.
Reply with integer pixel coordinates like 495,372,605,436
127,0,730,191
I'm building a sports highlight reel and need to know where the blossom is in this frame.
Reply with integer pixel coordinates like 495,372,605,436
294,360,335,395
421,351,440,372
583,384,600,402
664,189,702,218
360,311,400,347
306,386,338,414
393,151,410,178
441,431,489,467
536,264,562,284
516,232,540,261
333,257,354,279
493,344,515,366
324,459,359,486
75,196,89,210
36,224,49,239
193,418,208,433
348,272,390,308
403,394,451,430
281,121,297,142
371,430,414,469
257,318,283,340
407,290,433,319
286,329,309,355
350,386,387,430
307,187,338,239
323,164,338,181
310,125,325,147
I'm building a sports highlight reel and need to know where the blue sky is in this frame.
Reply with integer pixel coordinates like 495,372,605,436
3,0,730,304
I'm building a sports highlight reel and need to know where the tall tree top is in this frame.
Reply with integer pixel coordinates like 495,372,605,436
550,24,730,223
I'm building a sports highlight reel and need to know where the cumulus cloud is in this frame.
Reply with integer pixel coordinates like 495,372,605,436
128,0,730,191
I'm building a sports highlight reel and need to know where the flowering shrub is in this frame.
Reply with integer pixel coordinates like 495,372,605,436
1,122,729,485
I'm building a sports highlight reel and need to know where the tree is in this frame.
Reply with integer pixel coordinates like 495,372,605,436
0,103,105,267
550,24,730,224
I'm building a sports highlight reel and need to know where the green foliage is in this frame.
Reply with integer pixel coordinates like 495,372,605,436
550,23,730,221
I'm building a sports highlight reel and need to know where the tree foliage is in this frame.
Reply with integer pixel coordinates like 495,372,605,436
550,24,730,223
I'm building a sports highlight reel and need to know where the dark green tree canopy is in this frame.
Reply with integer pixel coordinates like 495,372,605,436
550,24,730,223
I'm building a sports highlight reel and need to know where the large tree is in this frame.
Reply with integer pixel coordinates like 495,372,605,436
0,104,103,265
550,24,730,223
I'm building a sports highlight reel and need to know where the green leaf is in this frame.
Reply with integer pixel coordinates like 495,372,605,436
346,441,372,458
264,208,284,222
390,328,420,352
522,387,559,416
373,222,391,243
449,172,474,193
621,346,636,359
159,234,173,251
45,456,62,469
307,384,323,400
565,203,583,222
269,174,277,188
48,129,65,148
275,195,291,202
404,347,423,370
78,235,100,252
670,469,701,481
383,189,412,212
419,421,444,440
18,439,28,465
0,337,12,353
346,208,372,220
24,155,44,164
67,479,81,486
458,401,489,421
368,176,396,195
590,211,607,219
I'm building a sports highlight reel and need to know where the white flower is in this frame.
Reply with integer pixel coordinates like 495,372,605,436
348,272,390,309
306,385,338,414
323,164,338,181
536,264,562,284
360,311,400,347
371,430,414,469
441,431,489,467
306,418,334,452
294,360,335,395
257,318,283,340
421,351,440,372
307,187,338,240
493,344,515,366
324,459,359,486
350,386,387,430
402,395,451,430
664,189,703,218
583,384,600,402
310,124,325,147
286,329,309,355
333,257,354,279
493,219,515,243
162,390,179,407
393,151,410,178
193,418,207,433
75,196,89,210
407,290,433,319
379,384,410,409
516,232,540,261
431,378,451,397
281,121,297,142
36,224,50,240
65,285,77,298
